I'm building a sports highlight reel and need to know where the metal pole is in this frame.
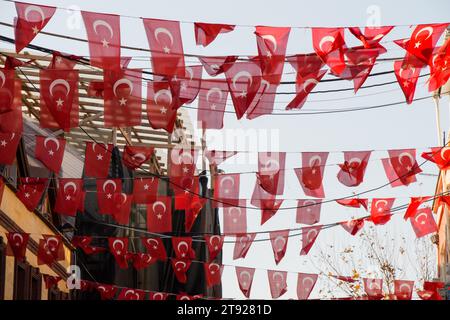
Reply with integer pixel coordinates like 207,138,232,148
434,96,442,147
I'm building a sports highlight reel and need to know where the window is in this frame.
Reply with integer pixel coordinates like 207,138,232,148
13,260,29,300
29,267,41,300
0,236,6,300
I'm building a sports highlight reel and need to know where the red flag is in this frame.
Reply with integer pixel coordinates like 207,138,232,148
235,266,255,298
130,253,157,270
428,38,450,92
341,47,379,92
233,233,256,260
296,199,322,225
148,292,168,300
35,136,66,173
337,151,371,187
255,26,291,85
199,55,237,76
267,270,288,299
340,218,365,236
141,237,167,261
14,2,56,53
54,178,83,216
300,225,321,255
250,182,283,225
348,26,394,52
205,150,237,166
257,152,286,195
42,274,61,289
204,262,223,287
183,193,206,232
246,79,278,119
297,273,318,300
6,232,30,261
171,65,203,105
39,69,79,131
103,69,143,127
82,11,121,70
50,51,78,70
122,145,153,170
214,173,240,206
295,152,329,198
172,259,191,283
197,79,229,129
312,28,346,75
0,78,23,133
96,179,122,215
363,278,383,299
108,237,129,269
335,198,368,210
225,61,262,119
16,177,47,212
194,22,235,47
147,197,172,233
117,288,145,300
410,207,437,238
394,60,421,104
0,68,17,113
386,149,422,185
394,280,414,300
146,81,179,133
83,142,113,178
111,193,133,225
205,235,224,262
286,70,326,110
72,236,106,255
0,132,21,165
405,23,448,66
37,235,64,266
96,284,118,300
169,147,197,178
133,177,158,204
269,230,289,265
223,203,247,235
287,53,325,79
172,236,195,259
420,281,445,300
143,18,185,77
422,147,450,170
369,198,395,225
404,196,432,220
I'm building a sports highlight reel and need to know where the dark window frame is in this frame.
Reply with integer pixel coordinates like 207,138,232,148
29,266,41,300
13,259,30,300
0,236,6,300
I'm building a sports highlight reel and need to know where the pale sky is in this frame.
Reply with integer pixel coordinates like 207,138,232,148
1,0,449,299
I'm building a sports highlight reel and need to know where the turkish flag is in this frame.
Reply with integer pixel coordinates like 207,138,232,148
297,273,318,300
96,284,118,300
39,68,79,131
235,266,255,298
205,150,237,166
72,236,106,255
204,262,223,288
169,147,197,178
233,233,256,260
37,235,64,266
246,79,278,119
404,196,432,220
194,22,235,47
255,26,291,85
16,177,47,212
83,142,113,178
340,218,365,236
146,81,180,133
295,152,328,198
337,151,371,187
49,51,79,70
348,26,394,53
108,237,129,269
257,152,286,195
54,178,83,216
340,47,379,92
205,235,224,262
42,274,61,289
214,173,240,206
0,132,21,165
148,292,168,300
111,193,133,225
267,270,288,299
394,280,414,300
82,11,121,70
296,199,322,225
143,18,185,77
312,28,346,75
394,60,421,104
386,149,422,185
287,53,325,80
6,232,30,261
117,288,145,300
370,198,395,225
410,207,437,238
103,68,143,127
141,237,167,261
172,258,192,284
428,39,450,92
172,236,195,260
130,253,157,270
422,147,450,170
223,203,247,235
286,69,327,110
122,145,153,170
250,182,283,225
363,278,383,300
147,196,172,233
197,79,229,129
300,225,321,255
419,281,445,300
199,55,237,76
183,193,206,232
171,65,203,105
35,135,66,173
0,68,17,113
269,230,289,265
335,198,368,210
14,2,56,53
225,61,262,119
96,179,122,215
0,78,23,133
405,23,448,66
133,177,158,204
